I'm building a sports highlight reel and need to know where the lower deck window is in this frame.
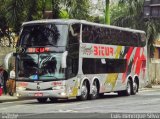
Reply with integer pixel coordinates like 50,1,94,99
82,58,127,74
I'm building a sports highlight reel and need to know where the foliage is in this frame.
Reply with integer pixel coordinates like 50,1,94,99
59,10,69,19
0,0,92,47
111,0,144,29
25,0,40,21
105,0,110,24
52,0,60,19
62,0,93,21
4,0,25,33
111,0,160,56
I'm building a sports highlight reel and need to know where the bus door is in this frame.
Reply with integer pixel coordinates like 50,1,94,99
66,24,80,97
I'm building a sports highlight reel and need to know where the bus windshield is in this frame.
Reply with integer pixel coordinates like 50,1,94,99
20,23,68,47
17,53,65,80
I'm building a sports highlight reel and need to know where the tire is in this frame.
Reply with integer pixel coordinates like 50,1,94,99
131,81,138,95
99,93,104,98
117,91,124,96
123,80,131,96
37,98,48,103
77,81,89,101
118,80,131,96
90,81,99,100
49,98,58,102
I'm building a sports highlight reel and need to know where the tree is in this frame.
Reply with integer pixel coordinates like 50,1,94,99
52,0,60,19
5,0,25,33
0,0,93,47
111,0,160,55
41,0,92,20
62,0,92,20
25,0,39,21
111,0,160,86
59,10,69,19
105,0,110,25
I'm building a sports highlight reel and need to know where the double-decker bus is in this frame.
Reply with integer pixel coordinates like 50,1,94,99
14,19,147,103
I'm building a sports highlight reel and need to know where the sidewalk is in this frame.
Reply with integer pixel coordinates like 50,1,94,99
0,93,34,103
0,85,160,103
141,85,160,91
0,94,19,103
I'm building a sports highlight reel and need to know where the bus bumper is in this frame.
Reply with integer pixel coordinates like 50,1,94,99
16,90,68,99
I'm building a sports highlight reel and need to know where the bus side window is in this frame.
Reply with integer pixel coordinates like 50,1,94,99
82,25,91,43
139,34,146,47
67,24,80,78
83,25,100,43
66,56,78,78
69,24,80,45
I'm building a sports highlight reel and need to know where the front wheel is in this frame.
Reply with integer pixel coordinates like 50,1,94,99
77,81,89,101
37,98,48,103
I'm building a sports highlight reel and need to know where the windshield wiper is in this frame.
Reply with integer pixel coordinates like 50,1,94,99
17,77,31,80
40,75,59,80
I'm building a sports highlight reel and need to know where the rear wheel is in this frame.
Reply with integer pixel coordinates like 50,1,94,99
77,81,89,101
131,81,138,95
90,80,99,99
99,93,104,98
37,98,48,103
118,80,131,96
124,80,131,96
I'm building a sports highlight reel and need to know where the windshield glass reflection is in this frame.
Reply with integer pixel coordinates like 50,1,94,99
39,53,64,79
20,24,68,47
17,53,65,80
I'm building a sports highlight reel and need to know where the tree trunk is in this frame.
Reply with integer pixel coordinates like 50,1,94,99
105,0,110,25
42,0,46,19
52,0,60,19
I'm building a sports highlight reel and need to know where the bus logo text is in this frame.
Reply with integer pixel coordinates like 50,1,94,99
94,46,114,56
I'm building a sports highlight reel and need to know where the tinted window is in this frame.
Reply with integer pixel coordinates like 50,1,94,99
17,53,65,80
20,24,68,47
82,58,127,74
68,24,80,45
82,25,146,47
66,24,80,78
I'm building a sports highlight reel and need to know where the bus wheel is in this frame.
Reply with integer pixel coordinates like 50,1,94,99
49,98,58,102
99,93,104,98
131,81,138,95
90,81,98,99
37,98,48,103
77,81,89,101
118,80,131,96
124,80,131,96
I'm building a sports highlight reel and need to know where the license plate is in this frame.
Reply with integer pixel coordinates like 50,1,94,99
34,93,43,96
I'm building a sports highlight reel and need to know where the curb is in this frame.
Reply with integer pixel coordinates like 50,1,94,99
1,86,160,103
0,96,34,103
139,87,160,92
0,99,20,103
0,97,25,103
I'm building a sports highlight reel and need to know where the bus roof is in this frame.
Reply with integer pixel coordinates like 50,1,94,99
22,19,145,34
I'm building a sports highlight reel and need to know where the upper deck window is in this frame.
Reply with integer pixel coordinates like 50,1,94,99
19,23,68,47
82,25,146,47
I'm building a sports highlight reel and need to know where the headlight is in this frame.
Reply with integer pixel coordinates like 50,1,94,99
52,86,65,90
60,92,66,96
16,93,21,97
16,87,26,91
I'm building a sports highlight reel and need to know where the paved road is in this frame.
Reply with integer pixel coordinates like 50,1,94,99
0,89,160,118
